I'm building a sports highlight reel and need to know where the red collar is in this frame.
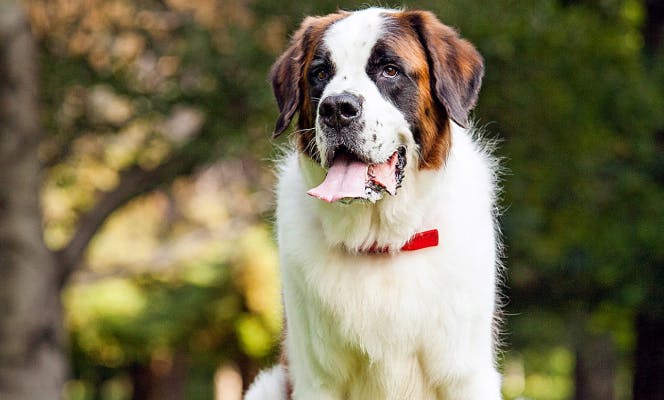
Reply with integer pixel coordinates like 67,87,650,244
367,229,439,254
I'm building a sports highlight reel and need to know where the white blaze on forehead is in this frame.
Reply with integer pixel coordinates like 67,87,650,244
315,7,413,172
323,8,391,78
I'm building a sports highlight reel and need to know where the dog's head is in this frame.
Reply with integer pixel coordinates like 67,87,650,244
271,8,483,203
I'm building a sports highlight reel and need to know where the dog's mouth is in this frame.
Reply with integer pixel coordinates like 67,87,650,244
307,146,407,203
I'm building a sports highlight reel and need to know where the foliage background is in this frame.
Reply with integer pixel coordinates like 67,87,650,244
18,0,664,399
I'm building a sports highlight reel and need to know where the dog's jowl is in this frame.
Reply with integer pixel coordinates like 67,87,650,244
246,7,503,400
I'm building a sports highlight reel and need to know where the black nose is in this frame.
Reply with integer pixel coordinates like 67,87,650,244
318,93,362,128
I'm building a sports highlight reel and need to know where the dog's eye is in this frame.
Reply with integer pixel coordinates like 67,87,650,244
382,65,399,78
315,68,329,81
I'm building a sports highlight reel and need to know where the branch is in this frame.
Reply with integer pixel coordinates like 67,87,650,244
69,216,252,284
55,150,202,283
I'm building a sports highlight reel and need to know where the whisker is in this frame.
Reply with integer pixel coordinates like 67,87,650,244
303,137,320,159
292,127,316,135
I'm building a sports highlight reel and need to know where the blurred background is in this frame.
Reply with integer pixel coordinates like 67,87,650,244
0,0,662,399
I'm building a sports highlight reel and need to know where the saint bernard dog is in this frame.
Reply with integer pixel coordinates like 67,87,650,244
246,7,503,400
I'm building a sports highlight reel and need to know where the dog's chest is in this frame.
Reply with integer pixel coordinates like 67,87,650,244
345,352,440,399
299,282,444,399
287,244,458,386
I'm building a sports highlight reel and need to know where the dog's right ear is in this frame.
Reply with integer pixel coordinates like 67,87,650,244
270,17,317,138
404,10,484,128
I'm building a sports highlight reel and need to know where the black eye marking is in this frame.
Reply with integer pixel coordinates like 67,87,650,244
309,52,334,84
306,49,335,126
366,42,405,82
365,39,419,133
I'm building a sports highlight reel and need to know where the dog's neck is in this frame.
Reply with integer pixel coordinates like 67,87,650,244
298,154,442,253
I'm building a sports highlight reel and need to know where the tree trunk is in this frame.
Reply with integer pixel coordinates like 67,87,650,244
130,350,188,400
644,0,664,53
0,2,68,399
633,312,664,400
574,333,616,400
634,2,664,399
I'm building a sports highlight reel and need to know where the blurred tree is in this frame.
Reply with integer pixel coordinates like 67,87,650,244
459,1,663,399
3,0,284,398
0,1,66,399
0,0,661,399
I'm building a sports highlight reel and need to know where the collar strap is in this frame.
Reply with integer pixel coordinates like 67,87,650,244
367,229,439,254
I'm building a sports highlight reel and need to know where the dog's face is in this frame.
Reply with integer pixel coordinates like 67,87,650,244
271,8,483,200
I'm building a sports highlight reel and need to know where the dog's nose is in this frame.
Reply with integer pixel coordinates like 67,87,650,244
319,93,362,128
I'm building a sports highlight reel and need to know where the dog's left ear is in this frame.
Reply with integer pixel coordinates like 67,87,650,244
269,17,318,138
405,11,484,128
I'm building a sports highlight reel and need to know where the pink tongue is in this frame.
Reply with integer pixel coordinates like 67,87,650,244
307,152,399,203
307,153,368,203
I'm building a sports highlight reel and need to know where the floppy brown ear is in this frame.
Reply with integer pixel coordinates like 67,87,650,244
405,11,484,128
269,17,316,138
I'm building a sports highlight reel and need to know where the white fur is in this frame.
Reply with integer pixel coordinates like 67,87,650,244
247,8,502,400
245,366,288,400
317,8,412,167
272,124,502,400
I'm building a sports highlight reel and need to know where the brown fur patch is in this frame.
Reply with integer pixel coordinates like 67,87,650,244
381,13,451,170
270,12,349,160
400,10,484,128
385,10,484,169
